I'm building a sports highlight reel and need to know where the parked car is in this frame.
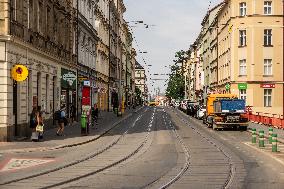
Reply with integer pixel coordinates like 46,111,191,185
186,102,198,116
180,100,189,112
174,101,180,108
196,106,206,119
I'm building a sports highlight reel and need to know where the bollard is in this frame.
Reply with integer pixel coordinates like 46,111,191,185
252,128,257,144
269,128,273,144
81,114,87,135
272,134,278,152
259,130,265,147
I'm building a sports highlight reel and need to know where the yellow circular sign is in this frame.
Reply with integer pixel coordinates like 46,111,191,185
11,65,29,82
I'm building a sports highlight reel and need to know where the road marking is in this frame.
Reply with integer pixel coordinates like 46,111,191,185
244,142,284,166
0,158,54,172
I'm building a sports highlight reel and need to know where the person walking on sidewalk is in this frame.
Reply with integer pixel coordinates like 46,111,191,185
30,107,38,141
56,106,66,136
70,104,76,125
91,104,99,128
37,106,44,139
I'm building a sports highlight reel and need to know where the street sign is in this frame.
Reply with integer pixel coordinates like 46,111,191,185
260,84,275,88
83,80,91,86
238,83,247,90
225,83,231,91
11,65,29,82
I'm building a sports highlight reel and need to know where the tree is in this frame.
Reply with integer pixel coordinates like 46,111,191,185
165,50,189,100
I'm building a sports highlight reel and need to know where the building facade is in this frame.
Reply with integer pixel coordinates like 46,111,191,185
0,0,76,141
135,61,147,104
0,0,137,141
76,0,99,115
190,0,284,117
217,0,283,117
96,0,110,111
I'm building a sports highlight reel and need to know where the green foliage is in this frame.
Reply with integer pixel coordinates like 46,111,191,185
166,50,188,100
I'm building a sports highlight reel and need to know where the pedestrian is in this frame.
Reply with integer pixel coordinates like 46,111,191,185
56,106,66,136
70,104,76,125
127,100,131,109
36,106,44,140
30,107,38,141
91,104,99,128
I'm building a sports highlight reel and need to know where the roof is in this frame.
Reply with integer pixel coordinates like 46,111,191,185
135,61,144,69
201,1,226,26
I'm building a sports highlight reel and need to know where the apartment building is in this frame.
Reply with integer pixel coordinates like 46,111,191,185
0,0,76,141
135,61,147,103
96,0,110,111
76,0,99,114
217,0,283,116
189,0,283,116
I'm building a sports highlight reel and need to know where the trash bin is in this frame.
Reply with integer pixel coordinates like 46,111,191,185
81,114,88,135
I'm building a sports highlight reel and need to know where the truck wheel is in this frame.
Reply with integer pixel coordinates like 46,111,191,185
213,123,218,131
240,126,247,131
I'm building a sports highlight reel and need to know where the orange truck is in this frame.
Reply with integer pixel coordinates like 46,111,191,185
204,94,248,130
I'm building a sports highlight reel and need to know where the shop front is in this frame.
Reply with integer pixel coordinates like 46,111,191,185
78,69,97,114
61,68,77,119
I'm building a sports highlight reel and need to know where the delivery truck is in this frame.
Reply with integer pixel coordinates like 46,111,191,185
204,94,248,130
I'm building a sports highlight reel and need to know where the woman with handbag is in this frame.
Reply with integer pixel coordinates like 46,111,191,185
30,107,38,141
36,106,44,140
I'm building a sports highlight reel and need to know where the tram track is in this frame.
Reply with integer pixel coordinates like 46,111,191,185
171,108,237,189
1,108,156,189
157,110,191,189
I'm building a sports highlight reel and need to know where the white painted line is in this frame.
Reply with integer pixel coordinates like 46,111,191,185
243,142,284,166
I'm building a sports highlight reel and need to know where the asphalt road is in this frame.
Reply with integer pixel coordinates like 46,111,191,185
1,106,284,189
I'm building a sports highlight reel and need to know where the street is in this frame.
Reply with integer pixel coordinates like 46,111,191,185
1,106,284,189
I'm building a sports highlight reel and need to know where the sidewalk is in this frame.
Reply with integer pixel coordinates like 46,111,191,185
248,122,284,143
0,107,143,154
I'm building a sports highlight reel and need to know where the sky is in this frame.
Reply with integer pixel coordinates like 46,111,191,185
124,0,222,95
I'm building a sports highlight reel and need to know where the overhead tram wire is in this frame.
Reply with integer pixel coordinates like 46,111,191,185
128,26,155,88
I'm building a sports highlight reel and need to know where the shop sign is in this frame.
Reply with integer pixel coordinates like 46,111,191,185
238,83,247,90
61,68,76,89
260,84,275,88
79,76,88,82
83,80,90,86
11,65,29,82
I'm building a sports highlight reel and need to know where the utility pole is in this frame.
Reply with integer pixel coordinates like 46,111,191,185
107,0,112,112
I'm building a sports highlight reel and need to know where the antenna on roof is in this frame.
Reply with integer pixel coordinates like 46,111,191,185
208,1,212,12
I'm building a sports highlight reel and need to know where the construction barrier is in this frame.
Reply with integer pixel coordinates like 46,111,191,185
245,106,284,129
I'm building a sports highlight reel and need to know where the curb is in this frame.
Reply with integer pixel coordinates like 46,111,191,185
0,107,144,154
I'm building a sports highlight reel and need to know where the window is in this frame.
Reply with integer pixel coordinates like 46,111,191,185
239,30,246,46
38,1,43,33
46,6,51,35
239,59,247,75
240,89,247,101
264,1,272,15
240,2,247,16
264,59,272,75
28,0,33,28
264,29,272,46
10,0,16,21
264,89,272,107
